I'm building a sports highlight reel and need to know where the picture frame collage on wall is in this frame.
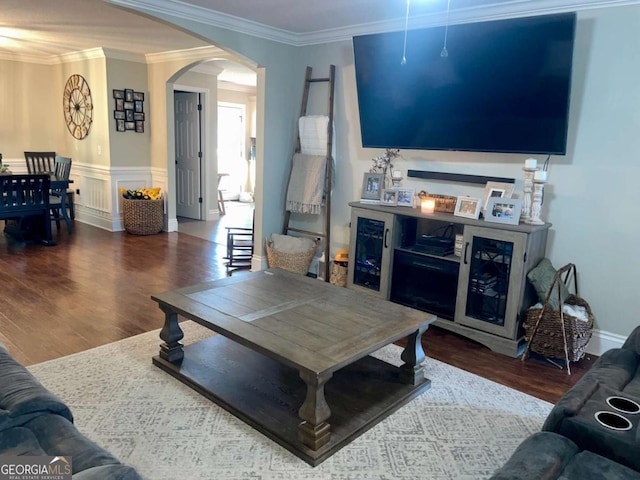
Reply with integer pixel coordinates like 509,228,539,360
113,89,145,133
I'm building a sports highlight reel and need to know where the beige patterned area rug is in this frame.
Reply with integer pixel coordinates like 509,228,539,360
28,322,552,480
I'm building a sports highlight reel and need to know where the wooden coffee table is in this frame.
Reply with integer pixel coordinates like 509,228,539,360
151,268,435,466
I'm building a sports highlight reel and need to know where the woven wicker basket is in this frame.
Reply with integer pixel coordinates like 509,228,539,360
523,294,594,362
265,240,315,275
122,198,164,235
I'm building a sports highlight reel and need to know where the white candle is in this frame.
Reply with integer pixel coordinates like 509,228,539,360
525,158,537,169
534,170,548,181
421,198,436,214
392,170,402,179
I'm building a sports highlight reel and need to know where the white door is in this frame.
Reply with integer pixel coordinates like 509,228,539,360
175,91,201,219
217,103,246,200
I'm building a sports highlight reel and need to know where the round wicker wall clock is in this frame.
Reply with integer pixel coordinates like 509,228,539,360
63,74,93,140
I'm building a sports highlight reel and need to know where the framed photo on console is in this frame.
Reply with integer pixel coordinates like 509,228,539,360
454,196,482,219
360,172,384,203
396,188,415,207
381,189,397,206
482,181,515,215
484,197,522,225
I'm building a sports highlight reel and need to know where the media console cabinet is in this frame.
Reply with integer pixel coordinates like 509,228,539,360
347,202,551,357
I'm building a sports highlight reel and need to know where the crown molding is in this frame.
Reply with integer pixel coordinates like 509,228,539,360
107,0,299,45
145,45,226,64
108,0,640,47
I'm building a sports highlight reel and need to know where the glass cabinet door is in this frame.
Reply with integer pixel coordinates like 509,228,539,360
353,216,385,291
456,226,526,338
347,208,395,298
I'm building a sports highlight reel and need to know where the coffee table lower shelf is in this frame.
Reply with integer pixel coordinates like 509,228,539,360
153,335,431,466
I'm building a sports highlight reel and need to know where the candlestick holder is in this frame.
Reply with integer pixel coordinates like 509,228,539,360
391,176,403,188
521,167,538,223
526,177,546,225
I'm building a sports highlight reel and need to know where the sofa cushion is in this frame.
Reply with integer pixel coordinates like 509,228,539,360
25,414,122,474
490,432,578,480
72,464,145,480
0,344,72,431
527,258,570,311
0,425,47,456
562,451,640,480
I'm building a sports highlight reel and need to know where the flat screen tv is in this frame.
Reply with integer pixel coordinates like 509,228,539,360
353,13,576,155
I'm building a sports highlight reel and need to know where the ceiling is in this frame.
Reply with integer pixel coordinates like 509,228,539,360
0,0,636,84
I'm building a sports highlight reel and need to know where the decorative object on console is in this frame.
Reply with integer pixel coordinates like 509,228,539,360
417,191,457,213
421,197,436,214
360,172,384,203
484,197,522,225
482,181,514,216
526,169,547,225
396,188,414,207
114,89,145,133
381,189,398,206
454,196,482,219
391,169,403,187
369,148,402,189
521,158,538,222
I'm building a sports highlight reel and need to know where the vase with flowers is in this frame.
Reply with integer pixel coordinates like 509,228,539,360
369,149,401,189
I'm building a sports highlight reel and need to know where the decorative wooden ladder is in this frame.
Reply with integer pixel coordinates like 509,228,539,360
282,65,336,282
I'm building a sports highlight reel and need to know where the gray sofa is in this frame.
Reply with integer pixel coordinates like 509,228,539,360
490,432,640,480
491,325,640,479
0,341,144,479
542,324,640,472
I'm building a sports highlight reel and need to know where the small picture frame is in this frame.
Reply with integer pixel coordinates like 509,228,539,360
134,100,144,113
484,197,522,225
482,181,515,214
135,121,144,133
123,101,134,111
113,89,124,99
360,172,384,202
125,121,135,131
115,99,124,111
124,89,134,102
133,91,144,101
454,196,482,219
125,109,134,122
381,189,398,206
396,188,415,207
116,119,125,132
114,110,125,120
134,112,145,121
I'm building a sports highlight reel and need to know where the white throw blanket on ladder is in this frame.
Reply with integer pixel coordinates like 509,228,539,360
286,153,327,214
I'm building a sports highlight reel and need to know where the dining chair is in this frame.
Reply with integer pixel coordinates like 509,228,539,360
50,156,73,233
25,151,74,219
24,151,55,174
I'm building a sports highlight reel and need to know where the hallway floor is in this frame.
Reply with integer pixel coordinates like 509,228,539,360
177,201,254,245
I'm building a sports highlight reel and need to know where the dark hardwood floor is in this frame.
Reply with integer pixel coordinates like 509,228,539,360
0,222,595,404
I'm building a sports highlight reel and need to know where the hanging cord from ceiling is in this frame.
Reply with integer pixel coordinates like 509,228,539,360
401,0,411,65
441,0,452,57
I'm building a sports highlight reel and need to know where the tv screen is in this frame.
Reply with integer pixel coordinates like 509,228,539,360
353,13,576,155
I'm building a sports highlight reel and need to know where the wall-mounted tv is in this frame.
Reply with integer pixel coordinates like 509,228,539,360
353,13,576,155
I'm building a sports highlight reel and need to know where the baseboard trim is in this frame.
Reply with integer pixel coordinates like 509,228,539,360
586,329,627,356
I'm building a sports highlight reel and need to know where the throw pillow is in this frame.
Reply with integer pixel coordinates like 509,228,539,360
527,258,570,311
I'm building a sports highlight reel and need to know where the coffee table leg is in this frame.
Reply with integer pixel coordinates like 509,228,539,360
400,323,428,385
158,305,184,364
298,371,332,450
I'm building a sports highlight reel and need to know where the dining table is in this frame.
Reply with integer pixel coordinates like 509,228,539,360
0,172,72,245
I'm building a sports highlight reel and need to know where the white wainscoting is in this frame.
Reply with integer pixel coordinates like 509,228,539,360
1,157,167,232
